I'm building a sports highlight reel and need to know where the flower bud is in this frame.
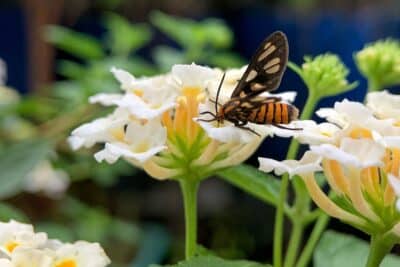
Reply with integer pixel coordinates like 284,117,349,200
290,54,357,100
355,39,400,91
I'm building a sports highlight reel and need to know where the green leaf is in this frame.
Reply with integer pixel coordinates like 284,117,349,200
0,139,51,198
201,18,233,49
209,52,245,68
151,255,268,267
57,60,86,79
0,203,28,222
36,222,76,242
150,11,197,48
153,46,185,71
217,164,280,206
314,231,400,267
104,13,152,55
45,25,104,60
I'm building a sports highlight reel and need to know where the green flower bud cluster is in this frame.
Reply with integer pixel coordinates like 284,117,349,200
289,54,357,100
355,39,400,91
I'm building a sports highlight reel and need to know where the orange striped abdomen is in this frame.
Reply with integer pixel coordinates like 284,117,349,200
253,102,296,125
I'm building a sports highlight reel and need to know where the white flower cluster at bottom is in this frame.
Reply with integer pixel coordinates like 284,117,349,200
0,220,110,267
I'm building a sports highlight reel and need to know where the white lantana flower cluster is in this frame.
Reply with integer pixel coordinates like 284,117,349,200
23,161,70,199
259,91,400,236
69,64,298,180
0,220,110,267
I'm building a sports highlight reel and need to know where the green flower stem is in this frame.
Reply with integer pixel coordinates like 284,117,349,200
366,234,395,267
296,213,329,267
273,93,318,267
283,221,303,267
368,78,382,92
274,173,289,267
179,178,200,259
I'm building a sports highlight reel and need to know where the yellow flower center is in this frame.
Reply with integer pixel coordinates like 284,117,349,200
348,128,372,139
133,89,144,97
135,142,150,153
55,259,77,267
162,87,205,144
110,128,125,141
5,241,19,253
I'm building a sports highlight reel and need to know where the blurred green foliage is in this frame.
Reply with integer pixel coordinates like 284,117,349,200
150,11,244,71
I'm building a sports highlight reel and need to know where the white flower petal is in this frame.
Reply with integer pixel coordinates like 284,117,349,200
95,120,167,164
11,247,54,267
54,241,110,267
388,174,400,196
372,132,400,149
0,259,12,267
124,119,167,147
112,93,175,119
196,120,251,143
111,67,135,90
89,93,123,106
259,91,297,103
69,111,129,149
367,91,400,120
95,142,166,164
67,136,85,151
259,151,322,177
317,99,400,136
172,63,217,89
310,138,385,168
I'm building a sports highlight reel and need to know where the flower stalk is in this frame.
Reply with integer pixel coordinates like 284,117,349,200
366,234,396,267
179,178,200,259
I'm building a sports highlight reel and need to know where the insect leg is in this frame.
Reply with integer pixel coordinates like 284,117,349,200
273,124,302,131
237,125,261,136
209,99,222,106
197,118,217,122
199,111,217,116
232,120,261,136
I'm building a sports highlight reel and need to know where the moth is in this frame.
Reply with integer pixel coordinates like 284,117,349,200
198,31,299,136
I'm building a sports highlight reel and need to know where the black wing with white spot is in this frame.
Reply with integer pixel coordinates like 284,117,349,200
230,31,288,98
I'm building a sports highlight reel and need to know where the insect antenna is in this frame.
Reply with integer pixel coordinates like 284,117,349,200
199,73,226,120
215,72,226,114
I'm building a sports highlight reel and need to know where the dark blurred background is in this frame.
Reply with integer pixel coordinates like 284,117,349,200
1,0,399,266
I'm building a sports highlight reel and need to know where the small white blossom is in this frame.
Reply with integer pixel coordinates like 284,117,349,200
23,161,69,198
259,151,322,177
366,90,400,120
0,220,47,256
271,120,340,145
94,119,167,164
53,241,110,267
68,108,130,150
316,99,400,136
9,247,54,267
171,63,217,90
310,138,385,169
